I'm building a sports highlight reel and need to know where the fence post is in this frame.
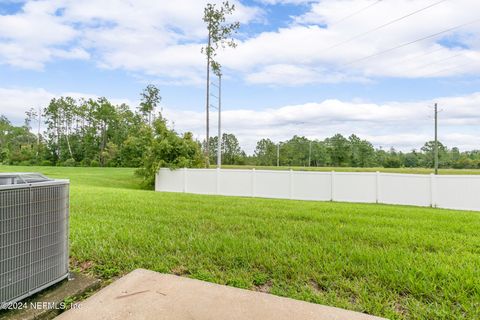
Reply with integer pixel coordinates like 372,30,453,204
251,168,256,197
331,171,335,201
376,171,380,204
216,168,220,195
289,169,294,199
430,173,436,208
183,168,188,193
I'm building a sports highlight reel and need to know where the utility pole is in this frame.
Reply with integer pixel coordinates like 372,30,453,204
217,74,222,168
277,143,280,167
434,103,439,175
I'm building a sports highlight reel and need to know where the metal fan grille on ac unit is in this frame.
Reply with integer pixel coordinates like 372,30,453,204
0,173,69,308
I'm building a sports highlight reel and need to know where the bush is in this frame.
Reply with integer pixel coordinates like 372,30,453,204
79,159,91,167
63,158,76,167
90,160,100,167
137,118,203,188
40,160,53,166
383,157,402,168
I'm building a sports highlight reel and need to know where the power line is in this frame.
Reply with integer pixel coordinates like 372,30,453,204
341,18,480,67
421,61,473,78
413,52,463,71
330,0,384,26
395,46,446,65
323,0,448,52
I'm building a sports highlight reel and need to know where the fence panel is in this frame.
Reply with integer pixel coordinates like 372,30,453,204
291,171,331,201
333,173,377,203
379,174,431,207
436,175,480,211
185,169,217,195
219,169,253,197
156,168,184,192
255,170,290,199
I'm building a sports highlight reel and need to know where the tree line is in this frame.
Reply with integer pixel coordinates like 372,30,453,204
251,135,480,169
2,87,480,183
0,86,203,187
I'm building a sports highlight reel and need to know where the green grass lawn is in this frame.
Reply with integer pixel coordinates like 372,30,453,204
223,164,480,175
1,166,479,319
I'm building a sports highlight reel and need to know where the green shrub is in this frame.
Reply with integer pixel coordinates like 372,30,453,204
136,118,203,188
63,158,76,167
80,159,91,167
41,160,53,166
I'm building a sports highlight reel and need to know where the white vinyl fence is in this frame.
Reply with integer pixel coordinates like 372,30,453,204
156,168,480,211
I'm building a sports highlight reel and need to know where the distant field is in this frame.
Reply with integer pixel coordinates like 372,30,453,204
0,165,479,320
223,165,480,175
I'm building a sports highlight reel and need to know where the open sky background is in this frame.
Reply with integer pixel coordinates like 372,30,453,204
1,0,480,153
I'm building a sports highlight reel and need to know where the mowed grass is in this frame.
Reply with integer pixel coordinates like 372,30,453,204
224,164,480,175
1,166,479,319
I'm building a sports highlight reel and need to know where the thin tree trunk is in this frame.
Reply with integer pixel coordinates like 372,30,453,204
65,119,73,159
205,32,211,168
65,134,73,159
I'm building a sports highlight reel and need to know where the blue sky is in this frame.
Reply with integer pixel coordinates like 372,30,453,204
1,0,480,152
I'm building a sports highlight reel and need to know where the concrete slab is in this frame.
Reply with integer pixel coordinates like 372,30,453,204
57,269,386,320
0,273,100,320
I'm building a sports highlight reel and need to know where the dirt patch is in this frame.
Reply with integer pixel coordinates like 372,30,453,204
255,280,273,293
309,280,328,295
79,261,94,272
171,265,190,276
71,258,95,273
394,295,410,318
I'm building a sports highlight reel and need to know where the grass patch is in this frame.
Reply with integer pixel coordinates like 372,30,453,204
1,165,479,319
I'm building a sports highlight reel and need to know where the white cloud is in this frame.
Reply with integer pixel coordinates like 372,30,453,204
161,92,480,153
1,0,480,84
0,0,261,78
220,0,480,85
0,88,53,120
0,0,87,69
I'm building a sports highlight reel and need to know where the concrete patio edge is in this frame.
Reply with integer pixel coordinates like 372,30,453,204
57,269,387,320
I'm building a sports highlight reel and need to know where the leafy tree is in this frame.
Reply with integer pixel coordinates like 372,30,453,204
202,1,239,167
139,85,161,126
208,133,246,165
137,116,203,188
0,115,11,162
120,133,150,167
222,133,245,165
326,134,350,166
0,118,37,165
280,136,310,166
349,134,375,167
310,140,329,167
254,138,277,166
404,150,420,167
421,141,447,168
24,107,38,130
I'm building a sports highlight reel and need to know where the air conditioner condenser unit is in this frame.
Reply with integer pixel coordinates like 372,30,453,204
0,173,69,308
